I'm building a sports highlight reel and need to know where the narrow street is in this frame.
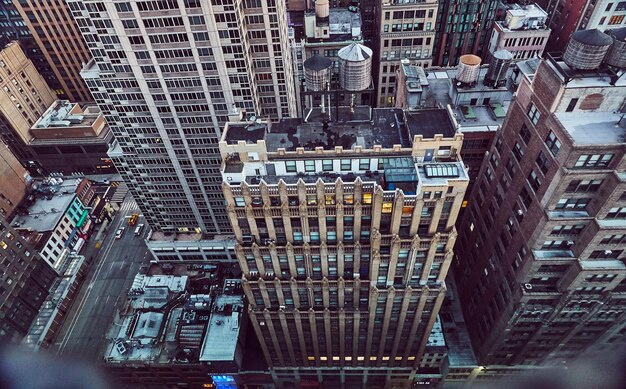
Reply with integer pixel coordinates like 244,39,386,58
51,195,151,361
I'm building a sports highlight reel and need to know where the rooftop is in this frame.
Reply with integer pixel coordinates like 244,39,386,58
224,107,458,152
498,3,548,31
199,294,245,361
105,268,245,366
555,112,626,145
33,101,101,129
12,177,81,232
545,56,626,88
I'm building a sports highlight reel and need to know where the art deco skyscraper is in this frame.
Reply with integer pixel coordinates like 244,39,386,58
67,0,297,234
454,31,626,364
220,107,468,387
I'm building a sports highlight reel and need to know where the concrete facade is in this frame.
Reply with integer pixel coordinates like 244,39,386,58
220,108,469,387
454,56,626,364
69,0,298,235
0,141,29,219
12,0,93,102
488,4,551,61
377,0,438,107
0,42,57,170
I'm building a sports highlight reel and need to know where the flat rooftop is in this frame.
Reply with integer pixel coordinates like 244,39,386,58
12,177,81,232
405,109,457,139
546,57,626,88
33,100,101,129
106,270,245,365
224,107,458,152
555,112,626,145
199,294,245,362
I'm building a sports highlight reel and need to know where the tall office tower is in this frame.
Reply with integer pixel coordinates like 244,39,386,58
433,0,498,66
0,41,58,170
542,0,626,52
220,107,469,387
67,0,297,234
0,217,57,345
376,0,438,107
454,32,626,365
0,140,29,220
0,0,91,102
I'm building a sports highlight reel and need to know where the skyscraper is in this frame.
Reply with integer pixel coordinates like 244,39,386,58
0,0,92,102
454,32,626,364
220,107,468,387
68,0,297,234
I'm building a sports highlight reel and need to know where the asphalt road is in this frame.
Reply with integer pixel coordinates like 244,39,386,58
52,195,152,362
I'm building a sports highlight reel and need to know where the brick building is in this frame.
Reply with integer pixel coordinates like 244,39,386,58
454,41,626,364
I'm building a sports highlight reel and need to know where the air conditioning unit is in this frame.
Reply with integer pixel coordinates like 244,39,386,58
524,283,533,290
517,209,524,216
279,305,286,310
605,250,613,255
567,241,574,246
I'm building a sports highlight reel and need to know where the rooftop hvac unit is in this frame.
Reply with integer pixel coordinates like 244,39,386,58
605,250,613,255
567,241,574,246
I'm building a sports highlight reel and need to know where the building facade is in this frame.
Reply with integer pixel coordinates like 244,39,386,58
542,0,626,52
68,0,297,235
377,0,438,107
0,141,29,219
433,0,499,66
220,107,469,387
0,217,57,345
0,41,58,170
488,4,551,61
454,51,626,364
28,101,115,174
12,0,93,102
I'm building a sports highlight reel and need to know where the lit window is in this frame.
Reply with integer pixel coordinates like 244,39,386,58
362,193,373,204
325,195,336,205
343,194,354,205
382,202,393,213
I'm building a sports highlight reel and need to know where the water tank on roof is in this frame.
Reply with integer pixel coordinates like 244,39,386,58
605,27,626,69
456,54,482,84
304,54,332,91
315,0,329,18
563,29,612,70
484,49,513,87
338,43,373,92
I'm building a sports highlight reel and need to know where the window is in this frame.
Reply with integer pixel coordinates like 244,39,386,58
607,207,626,219
363,193,373,204
235,197,245,207
600,234,625,244
359,159,370,170
519,125,531,144
307,195,317,206
565,98,578,112
506,158,516,177
609,15,625,25
285,161,296,173
520,187,532,208
325,195,336,205
527,170,541,192
574,154,613,168
551,224,585,235
305,160,315,172
544,131,561,156
528,103,541,125
555,198,590,210
513,142,524,161
588,250,622,259
343,194,354,205
382,202,393,213
322,160,333,171
535,152,551,175
566,179,602,192
341,159,351,171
